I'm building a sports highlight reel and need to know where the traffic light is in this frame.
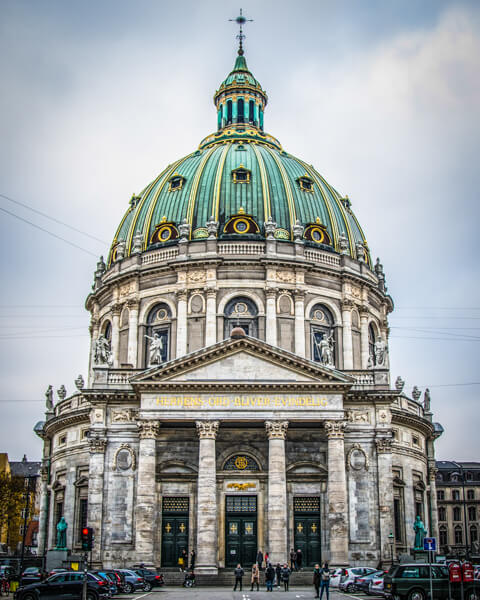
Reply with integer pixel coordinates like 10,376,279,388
81,527,93,551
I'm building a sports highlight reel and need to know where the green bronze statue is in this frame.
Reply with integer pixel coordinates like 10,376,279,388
55,516,68,549
413,515,427,550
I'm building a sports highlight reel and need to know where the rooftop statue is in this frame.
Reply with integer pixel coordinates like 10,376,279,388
145,332,164,365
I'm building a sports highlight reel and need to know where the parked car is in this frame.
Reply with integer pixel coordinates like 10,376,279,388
116,570,145,594
102,571,126,593
48,568,72,577
132,568,164,591
14,572,110,600
92,571,118,596
339,567,377,592
355,570,386,594
384,562,478,600
19,567,42,586
87,572,114,597
368,573,385,596
329,568,344,588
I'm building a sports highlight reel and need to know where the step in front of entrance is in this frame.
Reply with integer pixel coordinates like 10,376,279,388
161,569,315,587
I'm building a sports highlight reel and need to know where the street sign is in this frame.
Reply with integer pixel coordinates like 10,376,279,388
424,537,436,551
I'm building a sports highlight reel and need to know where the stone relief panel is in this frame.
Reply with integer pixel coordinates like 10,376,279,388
346,409,371,424
276,270,296,284
113,444,136,472
90,408,105,425
110,408,138,424
188,270,207,284
346,444,369,472
189,293,205,314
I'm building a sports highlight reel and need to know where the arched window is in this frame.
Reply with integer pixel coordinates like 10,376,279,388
468,506,476,521
470,525,478,543
466,471,473,481
224,297,258,338
145,303,171,367
467,489,475,500
368,324,376,366
453,506,462,521
436,472,443,483
439,526,448,547
249,100,255,124
103,320,112,341
226,100,233,125
237,99,244,123
310,304,335,366
454,526,463,545
452,490,460,501
438,507,446,521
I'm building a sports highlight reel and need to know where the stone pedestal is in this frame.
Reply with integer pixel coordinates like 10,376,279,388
134,420,160,564
325,420,349,565
195,421,219,574
376,436,394,561
46,549,69,572
265,420,289,564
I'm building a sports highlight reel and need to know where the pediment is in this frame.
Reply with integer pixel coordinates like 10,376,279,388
131,336,354,389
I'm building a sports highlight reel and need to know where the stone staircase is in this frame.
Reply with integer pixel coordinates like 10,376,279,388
160,567,314,587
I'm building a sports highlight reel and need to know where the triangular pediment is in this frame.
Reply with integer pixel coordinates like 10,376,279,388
131,335,354,389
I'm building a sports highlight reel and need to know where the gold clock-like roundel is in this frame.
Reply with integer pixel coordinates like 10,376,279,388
233,218,250,234
234,456,248,469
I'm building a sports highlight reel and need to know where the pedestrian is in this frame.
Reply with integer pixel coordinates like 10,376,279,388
265,562,275,592
178,548,187,571
275,563,282,588
296,548,303,571
256,549,264,571
250,563,260,591
233,564,244,591
189,549,196,570
289,548,296,571
281,563,291,592
319,562,331,600
265,551,270,567
313,563,321,598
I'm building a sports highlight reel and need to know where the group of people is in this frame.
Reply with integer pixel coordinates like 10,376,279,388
178,548,195,571
233,550,332,597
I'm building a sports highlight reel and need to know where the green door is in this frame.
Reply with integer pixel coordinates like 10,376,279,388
161,497,189,567
225,496,257,568
293,497,321,567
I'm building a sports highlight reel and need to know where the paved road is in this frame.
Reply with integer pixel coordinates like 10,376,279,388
137,587,374,599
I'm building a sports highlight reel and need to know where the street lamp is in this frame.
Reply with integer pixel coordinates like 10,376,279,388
388,531,395,565
451,461,469,561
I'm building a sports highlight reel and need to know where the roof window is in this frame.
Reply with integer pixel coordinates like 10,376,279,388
168,174,185,192
232,165,251,184
297,175,314,193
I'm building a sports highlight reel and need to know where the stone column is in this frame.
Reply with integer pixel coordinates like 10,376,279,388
135,420,160,563
37,461,50,556
342,301,354,370
195,420,219,574
205,290,217,347
325,420,349,565
265,289,278,347
87,435,107,567
111,304,122,368
294,290,306,357
176,290,188,357
265,420,289,564
427,448,439,539
376,436,395,562
127,299,139,367
359,307,370,369
88,316,99,384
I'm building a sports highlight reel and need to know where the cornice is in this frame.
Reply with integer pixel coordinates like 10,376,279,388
392,444,428,465
391,409,435,437
44,409,91,437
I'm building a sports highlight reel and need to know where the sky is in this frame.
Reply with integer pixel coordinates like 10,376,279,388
0,0,479,462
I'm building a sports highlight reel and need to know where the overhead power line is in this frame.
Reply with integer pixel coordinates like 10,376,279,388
0,193,107,244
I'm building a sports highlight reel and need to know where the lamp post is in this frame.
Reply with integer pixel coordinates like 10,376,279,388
451,461,469,561
388,531,395,565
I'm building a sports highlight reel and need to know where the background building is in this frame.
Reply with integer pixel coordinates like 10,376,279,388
35,43,443,571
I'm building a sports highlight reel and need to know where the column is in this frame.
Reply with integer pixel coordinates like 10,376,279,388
205,290,217,347
37,459,50,556
176,290,188,357
427,445,439,539
135,420,160,563
87,435,107,567
359,307,370,369
111,304,122,368
127,299,139,367
294,290,306,357
265,289,278,347
342,301,353,370
325,420,349,565
195,420,219,574
376,436,395,562
265,420,289,564
88,316,99,384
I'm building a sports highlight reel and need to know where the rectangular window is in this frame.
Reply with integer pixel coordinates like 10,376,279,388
226,495,257,513
77,498,88,541
394,498,403,542
55,501,63,525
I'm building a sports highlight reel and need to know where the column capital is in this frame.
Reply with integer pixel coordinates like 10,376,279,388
428,466,438,481
137,419,160,440
375,436,393,454
265,287,278,300
294,289,305,301
175,289,188,302
359,304,369,317
126,297,140,310
265,420,289,440
206,288,217,299
324,420,347,439
111,303,123,317
88,436,107,453
341,299,354,311
196,420,219,439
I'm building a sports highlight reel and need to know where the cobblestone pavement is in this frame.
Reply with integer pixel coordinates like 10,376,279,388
136,587,373,599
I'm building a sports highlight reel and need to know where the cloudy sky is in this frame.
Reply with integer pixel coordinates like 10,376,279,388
1,0,478,461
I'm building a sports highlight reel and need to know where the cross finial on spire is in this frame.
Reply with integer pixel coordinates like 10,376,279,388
229,8,253,56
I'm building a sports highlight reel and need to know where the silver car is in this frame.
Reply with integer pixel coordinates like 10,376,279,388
338,567,377,592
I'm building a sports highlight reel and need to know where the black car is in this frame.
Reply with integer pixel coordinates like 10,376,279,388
14,572,110,600
19,567,42,586
133,569,164,590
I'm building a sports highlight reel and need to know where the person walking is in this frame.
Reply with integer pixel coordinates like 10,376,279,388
275,563,282,588
256,549,264,571
250,563,260,591
289,548,297,571
319,562,331,600
178,548,187,571
265,563,275,592
233,564,244,591
313,563,321,598
296,548,303,571
281,563,291,592
189,549,195,570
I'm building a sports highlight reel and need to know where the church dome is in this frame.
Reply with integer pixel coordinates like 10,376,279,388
108,51,371,267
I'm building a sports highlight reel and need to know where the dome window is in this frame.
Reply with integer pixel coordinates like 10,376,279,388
224,208,260,235
297,175,314,193
232,165,251,184
149,218,179,245
303,218,332,246
168,174,186,192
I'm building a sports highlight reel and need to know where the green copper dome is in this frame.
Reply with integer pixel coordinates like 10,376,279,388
108,52,371,267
